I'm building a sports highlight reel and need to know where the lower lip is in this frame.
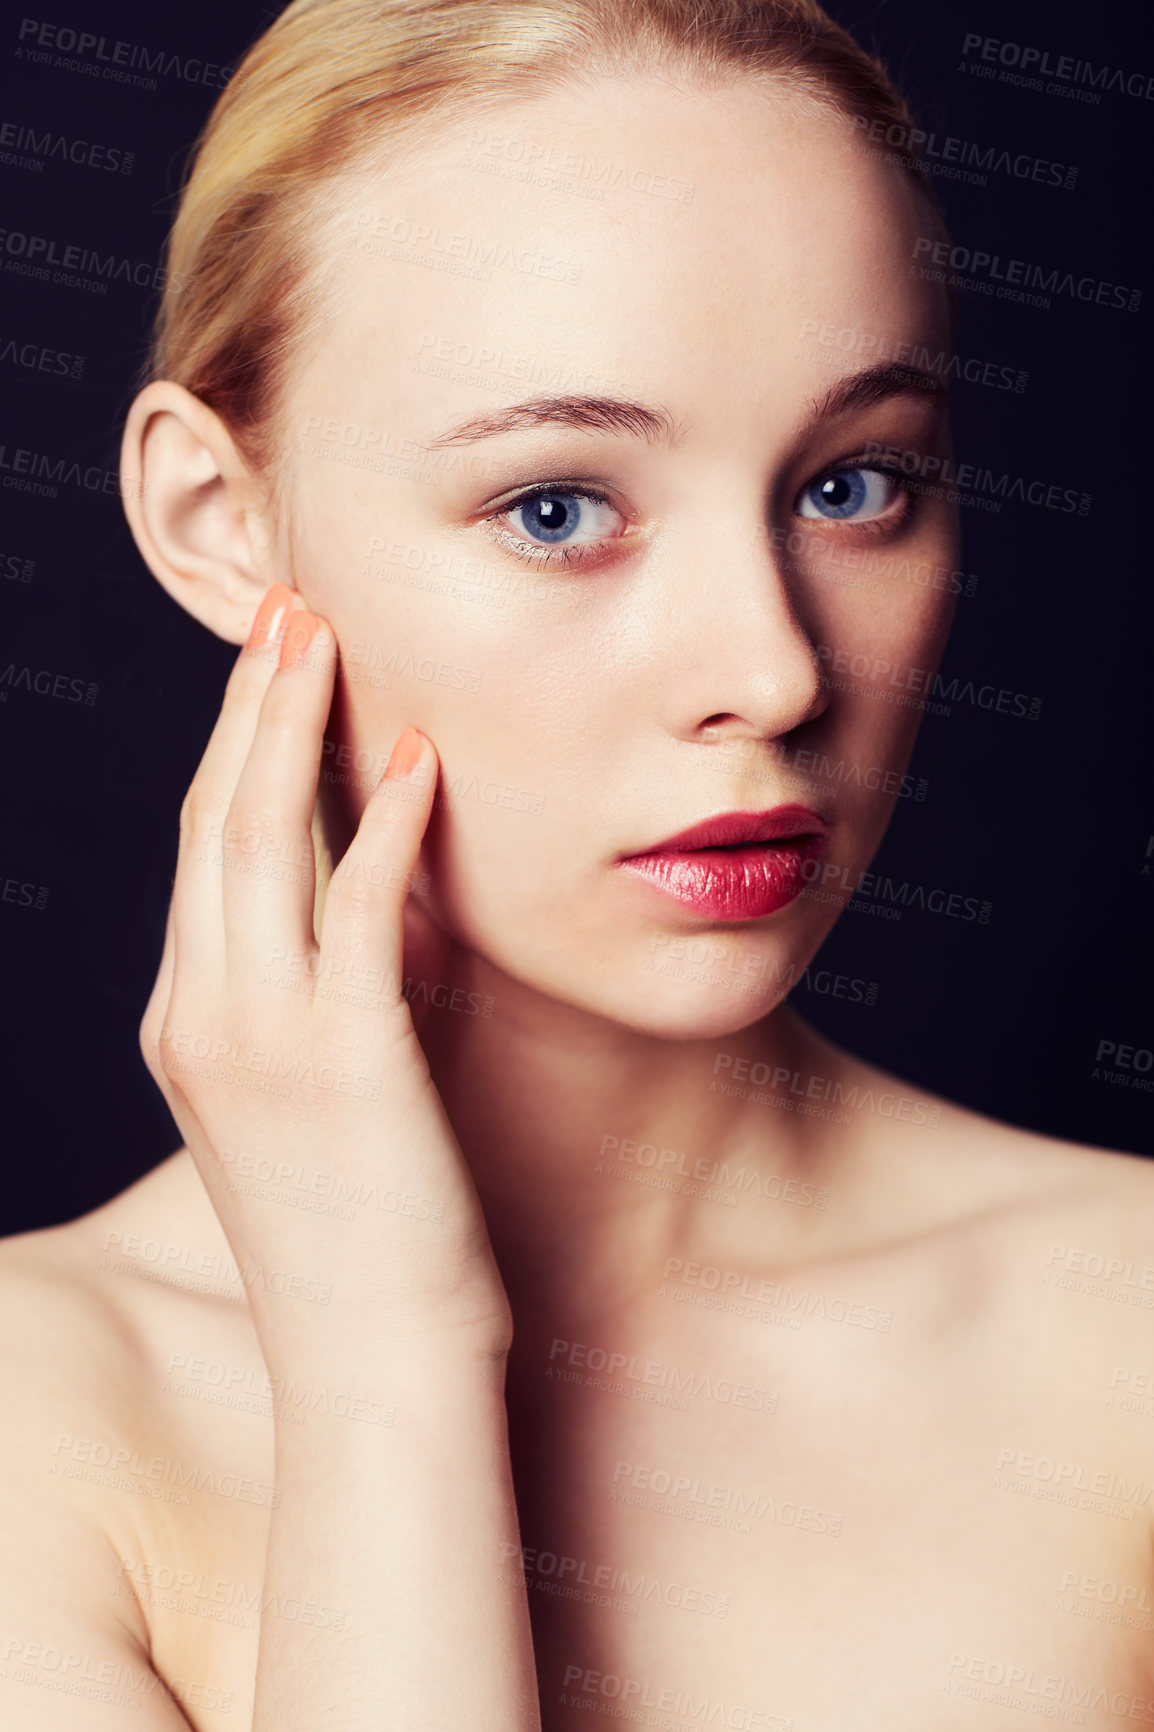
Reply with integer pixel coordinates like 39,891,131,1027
618,837,825,922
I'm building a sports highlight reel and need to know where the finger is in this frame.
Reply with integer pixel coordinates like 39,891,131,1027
220,611,337,963
319,726,439,1031
170,584,301,977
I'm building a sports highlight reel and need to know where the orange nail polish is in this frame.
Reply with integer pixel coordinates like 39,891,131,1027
383,725,422,780
279,611,322,669
245,583,296,652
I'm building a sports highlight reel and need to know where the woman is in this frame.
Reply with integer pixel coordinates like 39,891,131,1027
1,0,1151,1725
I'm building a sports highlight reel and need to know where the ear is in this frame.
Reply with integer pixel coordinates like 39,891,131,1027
120,379,291,644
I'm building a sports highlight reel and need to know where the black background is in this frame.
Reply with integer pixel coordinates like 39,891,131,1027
2,0,1150,1235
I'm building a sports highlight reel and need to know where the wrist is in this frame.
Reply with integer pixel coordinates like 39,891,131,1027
249,1286,514,1382
260,1330,512,1449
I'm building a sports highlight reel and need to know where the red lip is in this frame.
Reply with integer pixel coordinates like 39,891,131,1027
624,804,828,856
617,804,828,923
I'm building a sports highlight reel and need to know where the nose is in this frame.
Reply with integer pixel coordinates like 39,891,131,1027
656,517,829,746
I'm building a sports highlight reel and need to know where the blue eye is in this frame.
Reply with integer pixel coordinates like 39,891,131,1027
505,490,622,547
797,467,903,522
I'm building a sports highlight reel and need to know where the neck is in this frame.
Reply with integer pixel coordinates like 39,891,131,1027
314,780,890,1320
414,938,863,1320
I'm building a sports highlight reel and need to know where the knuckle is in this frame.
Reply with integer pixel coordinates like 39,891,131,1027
179,786,222,847
155,1025,186,1080
153,1009,227,1095
223,802,282,855
139,962,174,1085
364,790,412,841
326,864,385,912
138,1009,163,1079
230,637,280,697
260,669,326,740
257,687,303,736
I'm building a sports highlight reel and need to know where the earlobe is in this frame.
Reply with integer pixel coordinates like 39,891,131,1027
120,379,289,644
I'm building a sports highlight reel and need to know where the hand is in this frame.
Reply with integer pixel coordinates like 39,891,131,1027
139,583,510,1359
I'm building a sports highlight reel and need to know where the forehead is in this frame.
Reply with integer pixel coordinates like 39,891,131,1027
299,74,943,433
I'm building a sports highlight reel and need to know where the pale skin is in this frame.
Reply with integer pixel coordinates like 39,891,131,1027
1,69,1152,1732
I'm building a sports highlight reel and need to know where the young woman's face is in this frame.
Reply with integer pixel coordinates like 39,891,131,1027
281,74,958,1037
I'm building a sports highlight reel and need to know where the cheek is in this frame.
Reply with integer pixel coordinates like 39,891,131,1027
326,610,589,866
820,538,957,694
808,577,956,832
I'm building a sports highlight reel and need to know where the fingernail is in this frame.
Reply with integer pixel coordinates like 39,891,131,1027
279,611,323,669
383,725,422,780
245,583,296,652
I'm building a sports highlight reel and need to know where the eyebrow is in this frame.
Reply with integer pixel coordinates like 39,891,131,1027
420,362,947,451
422,394,680,450
807,361,948,420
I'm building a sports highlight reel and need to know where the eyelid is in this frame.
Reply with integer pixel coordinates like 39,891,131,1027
794,452,914,499
807,450,905,481
482,484,626,539
477,476,620,517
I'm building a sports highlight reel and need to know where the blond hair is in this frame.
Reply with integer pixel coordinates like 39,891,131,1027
149,0,945,497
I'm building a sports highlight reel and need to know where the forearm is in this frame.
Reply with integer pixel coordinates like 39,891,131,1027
252,1338,539,1732
138,604,536,1726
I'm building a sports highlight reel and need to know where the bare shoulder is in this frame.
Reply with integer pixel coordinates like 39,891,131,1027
0,1151,244,1450
0,1156,270,1725
804,1016,1154,1247
0,1206,157,1506
848,1049,1154,1365
0,1216,144,1622
0,1193,195,1726
980,1111,1154,1331
811,1040,1154,1491
918,1097,1154,1512
928,1082,1154,1248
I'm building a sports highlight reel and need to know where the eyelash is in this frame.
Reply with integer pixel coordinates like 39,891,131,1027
482,482,617,569
481,459,920,568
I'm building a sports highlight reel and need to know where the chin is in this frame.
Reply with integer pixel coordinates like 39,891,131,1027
565,961,803,1043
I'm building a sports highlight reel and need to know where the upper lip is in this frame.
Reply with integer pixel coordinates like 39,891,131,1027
621,804,829,857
